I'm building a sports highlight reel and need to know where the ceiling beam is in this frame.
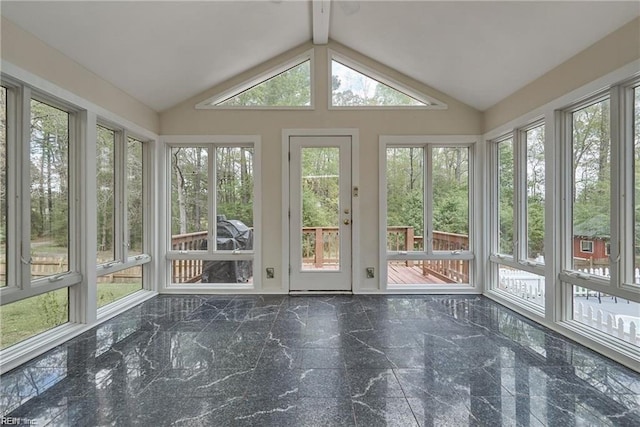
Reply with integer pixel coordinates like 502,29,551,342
312,0,331,45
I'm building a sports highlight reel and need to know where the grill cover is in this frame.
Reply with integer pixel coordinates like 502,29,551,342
201,216,253,283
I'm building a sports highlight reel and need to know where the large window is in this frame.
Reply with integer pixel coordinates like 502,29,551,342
330,52,446,109
97,126,115,262
0,75,153,371
560,85,638,349
571,98,611,276
30,100,70,278
127,137,144,256
196,51,313,109
95,127,147,308
0,92,78,350
168,141,258,286
217,61,311,107
490,122,546,310
497,138,514,257
525,125,545,262
382,138,474,287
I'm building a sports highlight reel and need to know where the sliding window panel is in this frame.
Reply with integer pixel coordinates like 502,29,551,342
215,147,254,237
96,126,115,264
497,138,515,257
432,147,469,251
386,147,424,252
170,147,208,250
127,137,144,256
571,99,611,277
525,125,545,263
30,100,70,279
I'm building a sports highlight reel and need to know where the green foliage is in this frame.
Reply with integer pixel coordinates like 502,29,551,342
527,195,545,257
331,61,424,107
40,290,68,326
29,100,70,251
302,147,339,227
498,140,514,254
572,100,610,240
220,61,311,107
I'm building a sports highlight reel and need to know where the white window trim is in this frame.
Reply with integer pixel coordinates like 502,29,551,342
0,64,158,374
379,135,478,293
195,50,315,110
483,59,640,371
329,50,447,110
161,135,262,292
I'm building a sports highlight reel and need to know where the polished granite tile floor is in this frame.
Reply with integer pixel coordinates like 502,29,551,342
1,294,639,426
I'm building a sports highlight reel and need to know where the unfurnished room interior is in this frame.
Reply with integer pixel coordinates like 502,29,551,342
1,1,639,425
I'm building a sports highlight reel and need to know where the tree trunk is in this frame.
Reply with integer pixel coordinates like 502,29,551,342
173,149,187,235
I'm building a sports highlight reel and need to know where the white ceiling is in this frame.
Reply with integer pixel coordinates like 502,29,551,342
2,1,639,112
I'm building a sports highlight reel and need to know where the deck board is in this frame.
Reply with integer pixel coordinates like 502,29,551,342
387,264,450,285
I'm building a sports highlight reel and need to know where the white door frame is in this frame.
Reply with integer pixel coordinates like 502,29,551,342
282,129,360,293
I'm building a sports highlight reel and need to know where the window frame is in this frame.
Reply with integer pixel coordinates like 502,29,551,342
488,120,547,314
330,51,447,110
580,240,594,254
1,71,156,371
0,84,82,306
163,135,261,290
379,135,476,291
195,50,315,110
94,122,150,304
620,79,640,290
556,83,639,353
559,92,614,294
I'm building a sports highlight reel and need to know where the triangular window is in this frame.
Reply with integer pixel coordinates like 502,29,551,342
330,53,446,109
197,51,313,109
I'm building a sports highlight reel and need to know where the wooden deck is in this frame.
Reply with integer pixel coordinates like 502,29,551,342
387,263,451,285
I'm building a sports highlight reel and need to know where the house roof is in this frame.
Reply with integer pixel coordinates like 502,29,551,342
2,1,639,113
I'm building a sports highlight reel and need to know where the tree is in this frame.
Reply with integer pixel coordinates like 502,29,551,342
220,62,311,107
30,100,69,251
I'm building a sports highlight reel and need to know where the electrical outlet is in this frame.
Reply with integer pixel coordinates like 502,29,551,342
266,267,275,279
366,267,375,278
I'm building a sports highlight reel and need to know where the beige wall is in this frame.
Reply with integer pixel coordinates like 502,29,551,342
161,41,482,291
484,17,640,132
1,17,160,133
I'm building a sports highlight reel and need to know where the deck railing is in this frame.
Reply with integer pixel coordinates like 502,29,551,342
386,227,470,283
3,227,470,284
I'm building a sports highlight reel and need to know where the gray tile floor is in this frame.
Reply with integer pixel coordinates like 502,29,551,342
1,294,639,426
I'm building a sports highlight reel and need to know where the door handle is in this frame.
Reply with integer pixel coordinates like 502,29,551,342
343,219,351,225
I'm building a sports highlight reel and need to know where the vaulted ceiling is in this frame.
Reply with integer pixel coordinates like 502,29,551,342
2,1,638,112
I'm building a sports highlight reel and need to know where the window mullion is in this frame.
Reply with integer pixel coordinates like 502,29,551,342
611,86,638,289
4,85,18,292
117,131,126,262
19,86,31,288
208,145,216,254
610,86,624,288
425,145,433,255
515,129,527,263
